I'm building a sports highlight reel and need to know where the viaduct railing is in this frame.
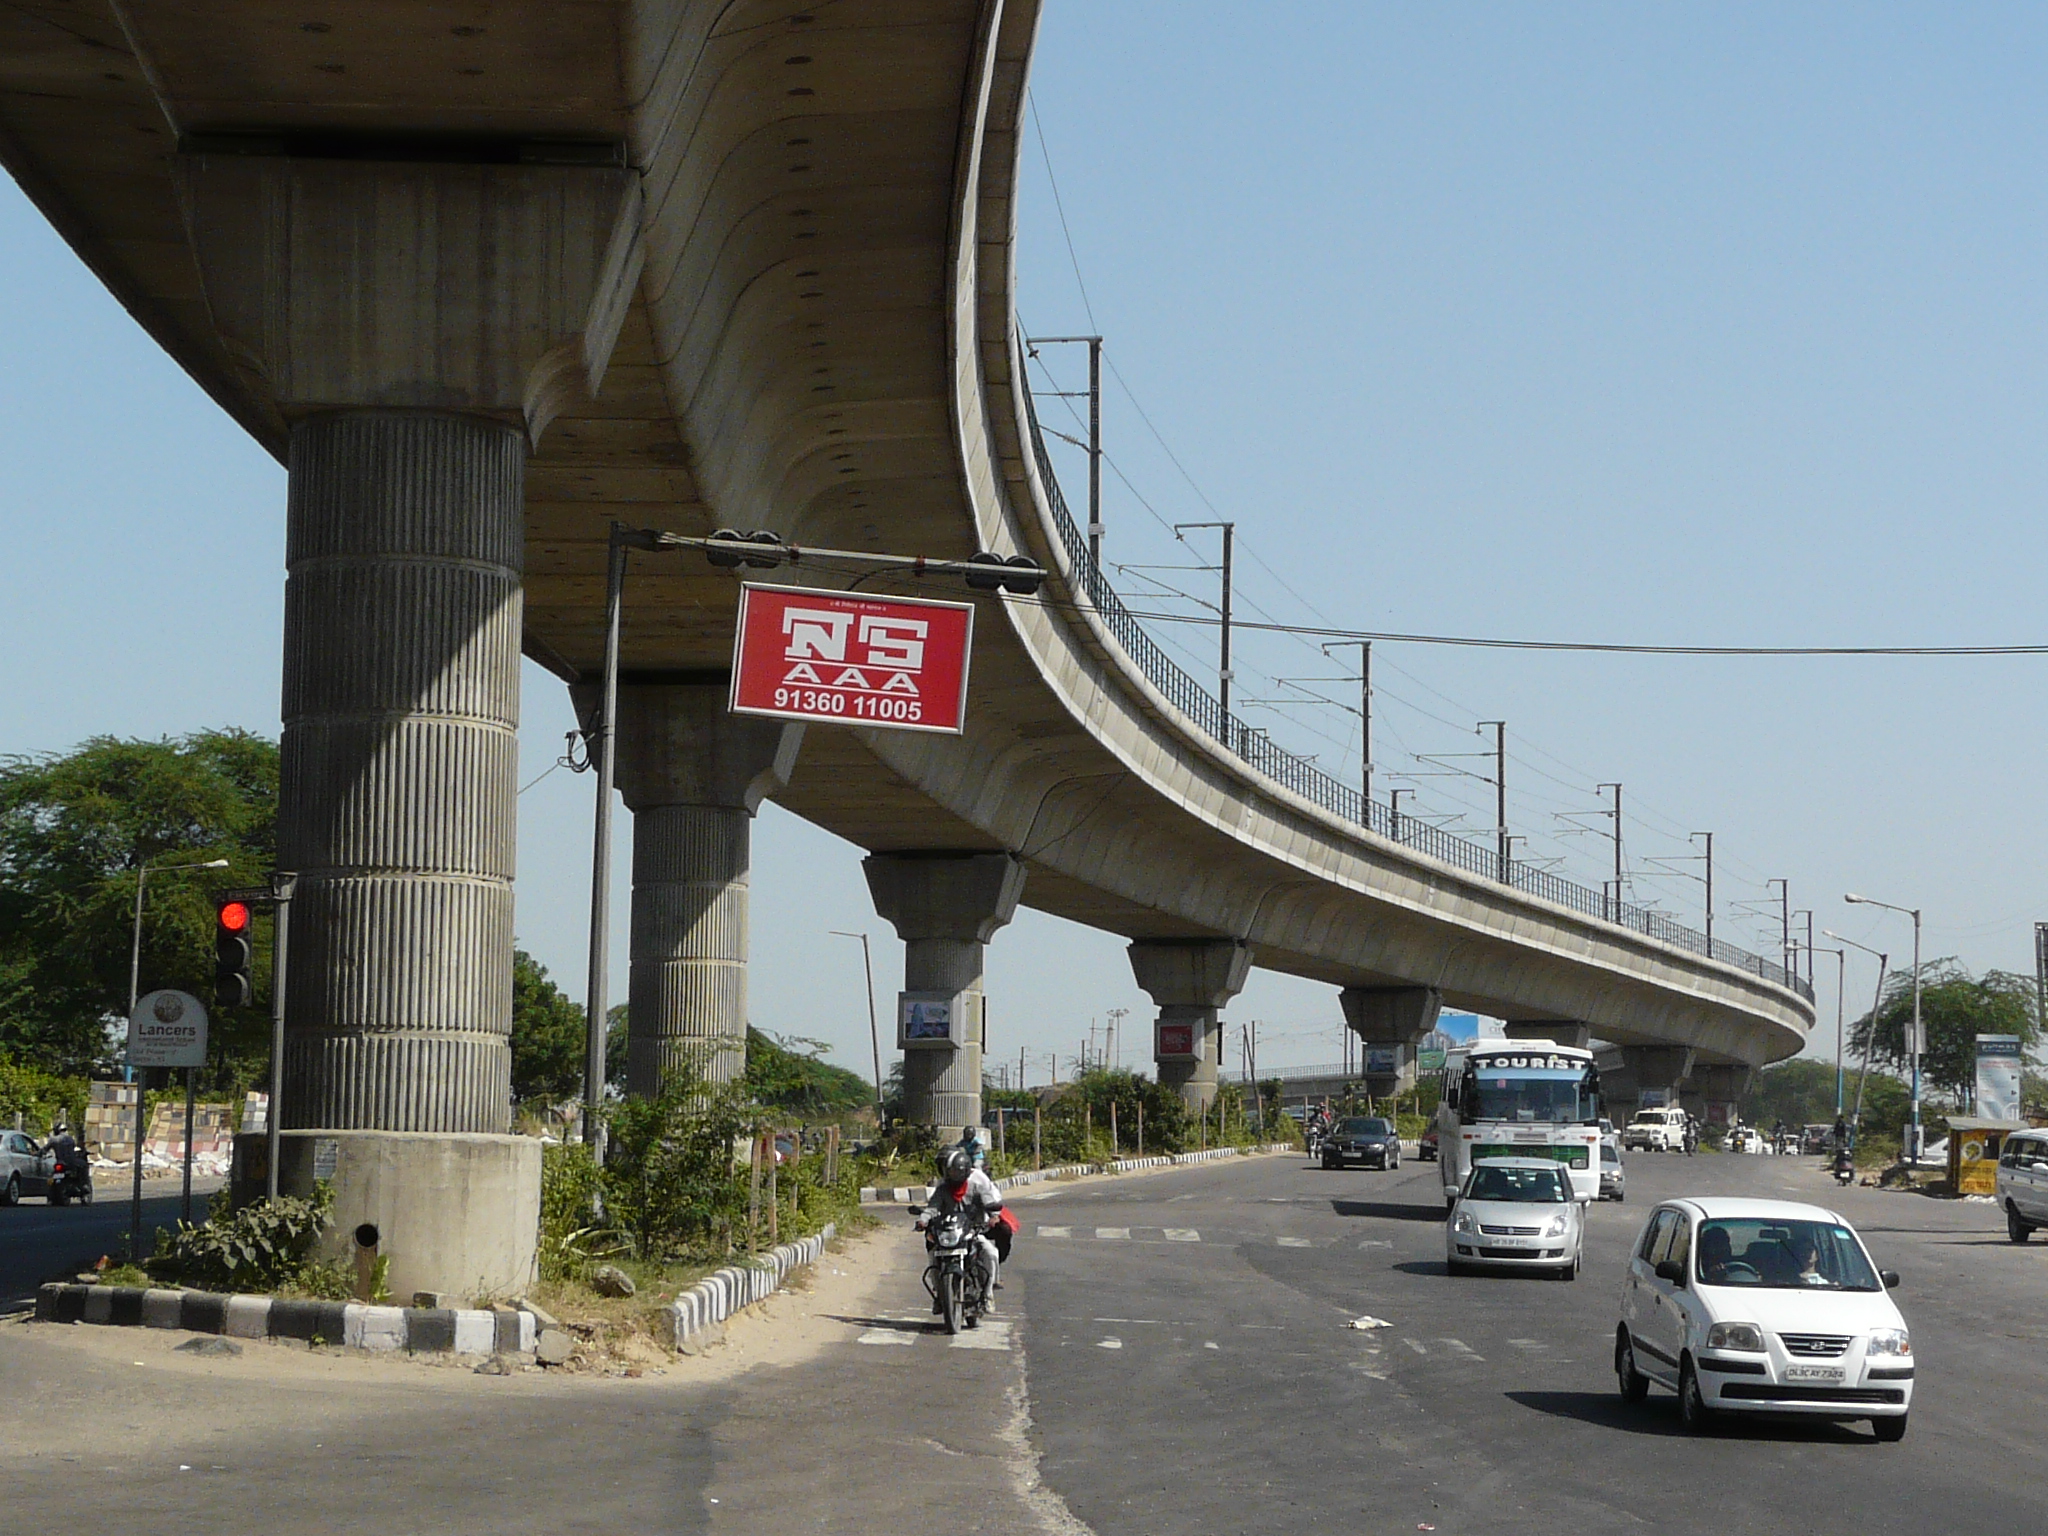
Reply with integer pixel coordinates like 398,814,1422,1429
1020,342,1813,1002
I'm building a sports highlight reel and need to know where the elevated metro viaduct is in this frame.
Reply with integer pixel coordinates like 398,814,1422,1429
0,0,1811,1294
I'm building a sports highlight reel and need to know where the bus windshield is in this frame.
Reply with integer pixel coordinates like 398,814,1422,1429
1463,1067,1596,1125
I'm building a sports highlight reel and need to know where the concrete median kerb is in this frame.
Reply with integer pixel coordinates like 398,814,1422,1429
33,1283,537,1356
664,1221,838,1351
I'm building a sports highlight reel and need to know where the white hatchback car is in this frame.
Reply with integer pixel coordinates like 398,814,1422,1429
1446,1157,1585,1280
1615,1198,1912,1440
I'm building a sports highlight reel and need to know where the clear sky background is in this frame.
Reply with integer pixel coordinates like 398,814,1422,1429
5,4,2044,1080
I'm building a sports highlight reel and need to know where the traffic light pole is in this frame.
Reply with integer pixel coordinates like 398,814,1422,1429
267,874,295,1201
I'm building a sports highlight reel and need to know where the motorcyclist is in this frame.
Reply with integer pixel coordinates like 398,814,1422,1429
918,1147,1006,1303
1682,1115,1699,1157
955,1124,989,1170
46,1120,78,1165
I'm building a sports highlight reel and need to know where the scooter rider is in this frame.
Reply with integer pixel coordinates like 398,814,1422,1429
919,1147,1006,1300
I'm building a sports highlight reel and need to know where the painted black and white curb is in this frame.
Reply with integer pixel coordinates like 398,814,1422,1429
34,1284,536,1354
859,1144,1296,1203
665,1221,835,1349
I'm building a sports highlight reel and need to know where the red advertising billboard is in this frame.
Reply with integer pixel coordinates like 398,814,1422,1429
729,583,975,734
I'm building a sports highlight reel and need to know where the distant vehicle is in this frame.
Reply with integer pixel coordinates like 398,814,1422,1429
1914,1137,1948,1168
1435,1038,1602,1206
0,1130,53,1206
1446,1158,1584,1280
1616,1197,1911,1440
1728,1127,1774,1156
1624,1106,1688,1154
1323,1116,1401,1171
1417,1127,1439,1162
1599,1140,1626,1202
1996,1129,2048,1243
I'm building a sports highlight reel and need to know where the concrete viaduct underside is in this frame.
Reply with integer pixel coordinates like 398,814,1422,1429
0,1,1810,1292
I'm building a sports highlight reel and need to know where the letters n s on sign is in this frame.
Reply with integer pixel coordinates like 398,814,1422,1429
729,583,975,734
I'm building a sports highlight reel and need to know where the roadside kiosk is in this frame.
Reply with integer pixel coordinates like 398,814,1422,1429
1945,1117,2031,1196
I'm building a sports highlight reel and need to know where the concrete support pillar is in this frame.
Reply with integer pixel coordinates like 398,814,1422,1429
610,685,802,1094
183,151,638,1299
1688,1063,1753,1128
281,413,524,1134
864,853,1025,1138
1619,1044,1697,1113
1341,986,1443,1096
1503,1020,1593,1050
1131,941,1252,1109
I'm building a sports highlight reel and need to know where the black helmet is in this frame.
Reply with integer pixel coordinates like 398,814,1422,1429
939,1147,973,1186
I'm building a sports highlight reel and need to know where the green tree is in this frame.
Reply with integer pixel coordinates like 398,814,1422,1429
508,951,626,1104
1847,959,2040,1100
743,1027,872,1116
0,731,277,1078
1740,1058,1846,1130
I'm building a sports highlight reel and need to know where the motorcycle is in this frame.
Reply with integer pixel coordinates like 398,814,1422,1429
910,1204,993,1335
47,1143,92,1206
1305,1125,1325,1159
1831,1147,1855,1187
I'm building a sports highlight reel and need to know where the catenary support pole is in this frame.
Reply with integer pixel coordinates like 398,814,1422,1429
585,525,627,1147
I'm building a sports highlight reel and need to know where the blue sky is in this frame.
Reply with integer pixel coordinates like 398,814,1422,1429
5,4,2044,1077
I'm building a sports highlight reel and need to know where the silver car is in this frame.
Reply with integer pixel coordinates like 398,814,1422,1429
1600,1139,1627,1201
1997,1129,2048,1242
1446,1157,1586,1280
0,1130,54,1206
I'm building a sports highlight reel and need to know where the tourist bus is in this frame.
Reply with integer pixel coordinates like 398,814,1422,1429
1435,1038,1603,1206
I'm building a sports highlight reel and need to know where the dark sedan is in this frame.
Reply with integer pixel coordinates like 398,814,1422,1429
1322,1116,1401,1170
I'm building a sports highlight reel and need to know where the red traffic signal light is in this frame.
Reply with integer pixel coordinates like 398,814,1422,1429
214,899,254,1008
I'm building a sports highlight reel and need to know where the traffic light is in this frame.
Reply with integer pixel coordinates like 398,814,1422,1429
214,898,253,1008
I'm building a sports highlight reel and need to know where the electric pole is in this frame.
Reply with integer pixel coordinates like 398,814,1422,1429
1597,783,1623,919
1026,334,1105,568
1691,832,1714,952
1479,721,1507,882
1176,521,1236,734
1320,641,1372,809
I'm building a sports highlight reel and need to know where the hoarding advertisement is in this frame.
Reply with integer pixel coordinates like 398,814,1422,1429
729,583,974,734
1976,1034,2023,1121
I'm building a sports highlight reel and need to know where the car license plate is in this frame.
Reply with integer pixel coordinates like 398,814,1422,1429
1784,1365,1844,1383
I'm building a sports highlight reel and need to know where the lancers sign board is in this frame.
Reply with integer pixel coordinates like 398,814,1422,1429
729,583,974,734
128,989,208,1069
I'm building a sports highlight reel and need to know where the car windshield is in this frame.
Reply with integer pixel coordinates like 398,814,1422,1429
1629,1110,1669,1124
1695,1218,1881,1291
1601,1143,1620,1163
1465,1165,1569,1203
1338,1118,1389,1136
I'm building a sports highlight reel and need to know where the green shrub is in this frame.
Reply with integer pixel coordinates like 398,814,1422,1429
0,1057,86,1138
147,1184,339,1294
602,1074,754,1262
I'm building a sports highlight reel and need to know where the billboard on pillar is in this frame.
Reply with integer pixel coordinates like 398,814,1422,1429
899,991,981,1050
729,583,974,734
1157,1022,1198,1059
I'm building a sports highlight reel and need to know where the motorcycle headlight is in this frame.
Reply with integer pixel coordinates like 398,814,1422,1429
1867,1328,1911,1357
1543,1214,1569,1238
1453,1209,1477,1234
1706,1322,1765,1352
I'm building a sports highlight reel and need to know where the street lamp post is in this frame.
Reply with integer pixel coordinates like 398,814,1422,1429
1844,894,1923,1160
1822,928,1889,1145
831,931,886,1126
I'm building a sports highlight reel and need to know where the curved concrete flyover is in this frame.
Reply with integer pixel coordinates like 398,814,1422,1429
0,0,1811,1128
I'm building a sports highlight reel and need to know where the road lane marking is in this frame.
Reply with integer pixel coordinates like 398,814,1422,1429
1509,1339,1546,1351
1164,1228,1201,1242
1038,1225,1072,1238
1095,1227,1131,1239
1403,1338,1429,1355
1276,1237,1312,1248
952,1320,1012,1351
1097,1337,1123,1349
858,1329,916,1346
1438,1338,1485,1361
1204,1341,1220,1349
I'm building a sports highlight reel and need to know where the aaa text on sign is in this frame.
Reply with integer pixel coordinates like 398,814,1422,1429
729,583,974,734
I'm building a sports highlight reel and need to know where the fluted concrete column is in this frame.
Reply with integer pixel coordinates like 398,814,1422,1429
864,853,1025,1138
280,412,523,1133
1132,941,1252,1109
611,685,802,1094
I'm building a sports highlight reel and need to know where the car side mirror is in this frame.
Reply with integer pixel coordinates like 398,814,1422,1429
1655,1259,1686,1286
1881,1270,1900,1290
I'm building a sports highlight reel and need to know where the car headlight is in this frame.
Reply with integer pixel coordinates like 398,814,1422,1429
1867,1328,1911,1357
1706,1322,1765,1352
1543,1214,1569,1238
1453,1210,1477,1234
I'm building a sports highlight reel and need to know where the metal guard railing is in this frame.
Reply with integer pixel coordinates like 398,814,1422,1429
1018,342,1813,1003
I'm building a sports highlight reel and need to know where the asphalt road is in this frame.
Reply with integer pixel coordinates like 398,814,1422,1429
0,1176,221,1305
4,1150,2044,1534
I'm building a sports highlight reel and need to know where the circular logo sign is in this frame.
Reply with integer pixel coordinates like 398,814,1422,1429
152,992,186,1024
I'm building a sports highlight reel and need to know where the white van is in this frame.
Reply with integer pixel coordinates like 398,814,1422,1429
1996,1129,2048,1243
1625,1106,1687,1153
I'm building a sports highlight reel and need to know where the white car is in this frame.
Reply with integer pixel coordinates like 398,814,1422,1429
0,1130,55,1205
1624,1106,1687,1152
1615,1197,1912,1440
1446,1157,1585,1280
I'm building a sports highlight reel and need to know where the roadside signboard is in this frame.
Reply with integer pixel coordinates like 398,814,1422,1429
1976,1034,2023,1121
128,989,208,1069
1157,1021,1197,1059
729,583,974,734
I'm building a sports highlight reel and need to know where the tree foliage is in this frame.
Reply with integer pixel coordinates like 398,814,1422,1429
1846,958,2040,1098
0,731,277,1077
744,1026,872,1116
508,951,628,1104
